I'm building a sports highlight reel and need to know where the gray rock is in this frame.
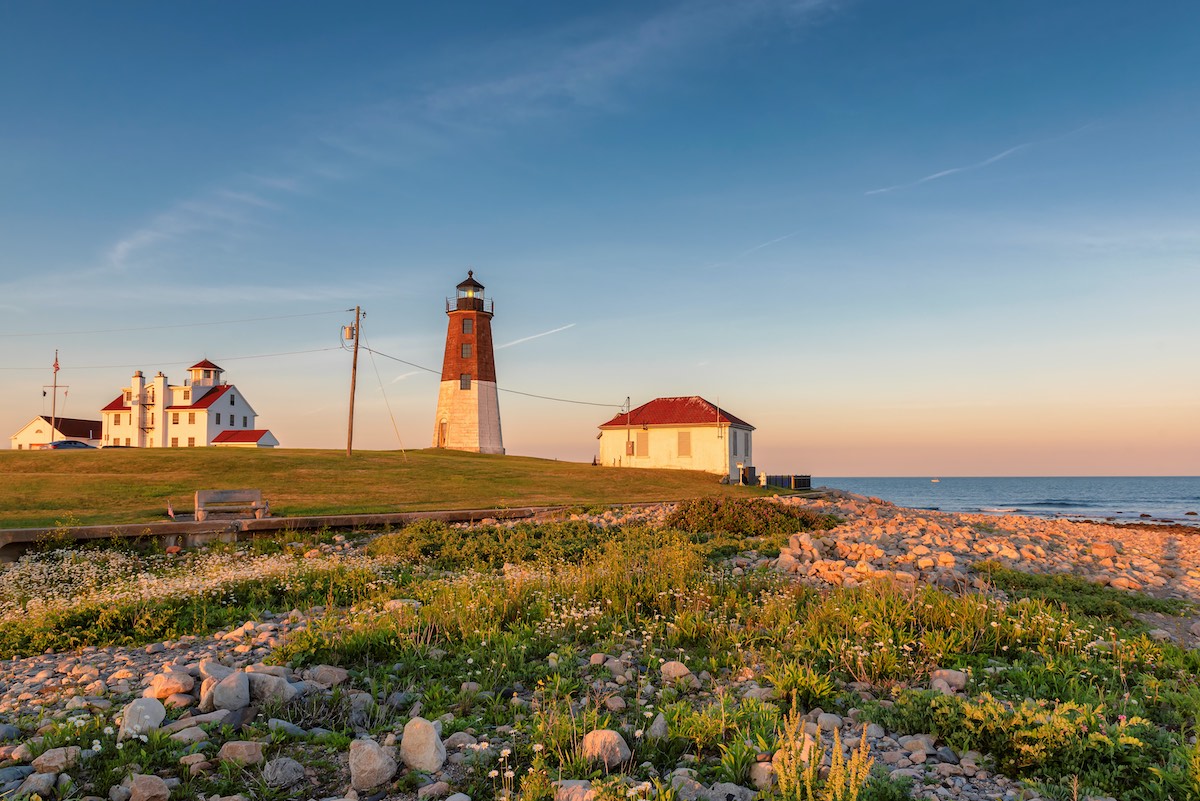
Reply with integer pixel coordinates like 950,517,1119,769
348,738,397,791
708,782,755,801
267,719,306,737
213,672,250,711
119,698,167,740
263,757,306,788
0,766,34,784
247,672,298,704
17,773,59,799
400,717,446,772
0,724,20,742
647,713,668,739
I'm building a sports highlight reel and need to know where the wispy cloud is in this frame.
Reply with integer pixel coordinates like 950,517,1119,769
865,143,1032,196
389,370,424,383
104,0,838,271
865,123,1098,196
497,323,576,349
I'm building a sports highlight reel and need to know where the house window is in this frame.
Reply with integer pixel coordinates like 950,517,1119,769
125,438,131,446
183,390,190,401
461,343,472,358
216,413,221,425
113,415,120,427
732,431,739,454
636,432,649,457
125,390,131,402
462,318,473,334
242,416,248,428
230,395,235,405
172,413,179,425
188,412,195,424
150,412,155,425
678,431,691,457
170,437,178,448
460,374,471,390
187,437,195,447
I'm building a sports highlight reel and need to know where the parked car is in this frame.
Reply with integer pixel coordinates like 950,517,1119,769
45,440,96,449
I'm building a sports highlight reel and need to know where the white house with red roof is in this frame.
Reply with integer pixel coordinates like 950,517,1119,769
597,396,754,482
100,360,277,448
9,416,103,450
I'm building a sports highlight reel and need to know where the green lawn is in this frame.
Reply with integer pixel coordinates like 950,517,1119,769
0,447,768,528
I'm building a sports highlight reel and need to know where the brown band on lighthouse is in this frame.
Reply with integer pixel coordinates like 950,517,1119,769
440,310,497,383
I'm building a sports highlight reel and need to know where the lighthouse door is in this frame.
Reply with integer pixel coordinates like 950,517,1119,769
437,421,447,447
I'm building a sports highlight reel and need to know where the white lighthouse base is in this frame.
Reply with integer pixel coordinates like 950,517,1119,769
432,379,504,454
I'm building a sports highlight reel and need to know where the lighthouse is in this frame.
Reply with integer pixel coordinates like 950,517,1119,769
432,271,505,454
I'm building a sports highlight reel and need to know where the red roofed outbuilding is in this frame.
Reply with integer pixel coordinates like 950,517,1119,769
597,396,754,483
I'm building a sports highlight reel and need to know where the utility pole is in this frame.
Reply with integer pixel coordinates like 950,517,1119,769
346,307,361,457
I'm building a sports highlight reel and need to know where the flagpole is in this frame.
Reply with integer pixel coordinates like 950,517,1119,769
51,350,59,440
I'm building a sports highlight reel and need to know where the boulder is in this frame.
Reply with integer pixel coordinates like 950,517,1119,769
306,665,349,688
580,730,630,770
129,773,170,801
348,738,397,790
262,757,306,788
145,671,194,699
213,672,251,711
217,741,264,766
246,672,299,704
119,698,166,740
400,717,446,772
32,745,81,773
930,669,967,691
554,779,597,801
660,661,691,681
16,772,58,799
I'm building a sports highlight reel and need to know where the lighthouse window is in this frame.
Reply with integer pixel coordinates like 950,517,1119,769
461,343,472,358
462,319,473,334
460,373,472,390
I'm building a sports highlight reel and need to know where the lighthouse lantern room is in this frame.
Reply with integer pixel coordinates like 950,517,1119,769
432,271,504,454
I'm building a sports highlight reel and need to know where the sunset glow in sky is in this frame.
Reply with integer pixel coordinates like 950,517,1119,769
2,1,1198,475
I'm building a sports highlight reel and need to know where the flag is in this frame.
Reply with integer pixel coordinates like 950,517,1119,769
42,390,47,397
167,500,175,520
53,356,59,374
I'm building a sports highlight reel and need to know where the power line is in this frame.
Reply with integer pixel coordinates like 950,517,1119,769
361,345,622,409
0,309,347,339
0,347,343,371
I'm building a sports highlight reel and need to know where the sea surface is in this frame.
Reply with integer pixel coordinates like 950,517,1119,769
817,476,1200,524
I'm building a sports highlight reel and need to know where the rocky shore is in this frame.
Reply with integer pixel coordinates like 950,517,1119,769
0,495,1195,801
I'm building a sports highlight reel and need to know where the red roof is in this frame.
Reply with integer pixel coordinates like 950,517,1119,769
599,396,754,430
189,359,223,371
166,384,233,410
102,395,130,412
38,416,102,439
212,429,271,443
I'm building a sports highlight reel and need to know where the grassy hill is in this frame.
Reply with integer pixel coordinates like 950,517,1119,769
0,447,766,528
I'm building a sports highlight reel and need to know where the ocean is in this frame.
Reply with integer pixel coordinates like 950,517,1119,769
816,476,1200,524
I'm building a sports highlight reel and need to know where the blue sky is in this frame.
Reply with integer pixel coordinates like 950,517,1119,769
2,1,1198,475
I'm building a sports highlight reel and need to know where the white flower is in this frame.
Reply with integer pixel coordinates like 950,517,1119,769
500,748,511,758
488,770,499,778
634,729,644,739
504,770,515,779
532,743,544,752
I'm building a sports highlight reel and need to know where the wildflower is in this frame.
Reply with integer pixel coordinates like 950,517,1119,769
634,729,644,739
504,770,515,779
532,743,543,752
488,770,499,778
500,748,511,758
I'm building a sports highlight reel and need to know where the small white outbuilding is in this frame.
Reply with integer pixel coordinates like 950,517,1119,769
597,396,754,483
9,416,103,450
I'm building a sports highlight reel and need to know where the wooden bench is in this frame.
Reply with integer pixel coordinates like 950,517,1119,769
195,489,269,522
